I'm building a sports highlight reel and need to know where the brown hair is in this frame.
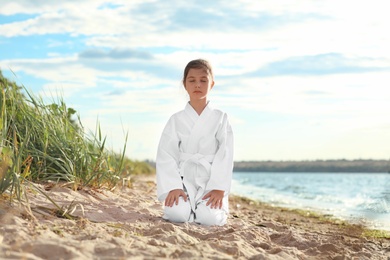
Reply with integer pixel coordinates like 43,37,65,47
182,59,214,85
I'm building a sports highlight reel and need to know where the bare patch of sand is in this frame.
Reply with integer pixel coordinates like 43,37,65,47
1,175,389,259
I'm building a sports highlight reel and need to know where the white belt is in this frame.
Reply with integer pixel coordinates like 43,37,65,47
179,152,215,176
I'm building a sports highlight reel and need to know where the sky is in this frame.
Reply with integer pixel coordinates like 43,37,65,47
1,0,390,162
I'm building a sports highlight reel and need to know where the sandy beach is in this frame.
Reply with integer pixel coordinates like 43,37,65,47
1,174,389,260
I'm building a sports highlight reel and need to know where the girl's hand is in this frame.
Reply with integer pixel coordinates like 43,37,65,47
165,189,187,207
202,190,224,209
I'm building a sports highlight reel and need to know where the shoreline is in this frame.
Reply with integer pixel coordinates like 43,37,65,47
231,192,390,233
231,171,390,233
229,194,390,237
1,174,389,259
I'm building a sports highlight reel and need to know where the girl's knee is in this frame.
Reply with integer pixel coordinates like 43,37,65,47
194,203,227,226
163,198,192,223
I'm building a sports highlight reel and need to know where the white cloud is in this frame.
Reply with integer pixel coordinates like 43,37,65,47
2,0,390,160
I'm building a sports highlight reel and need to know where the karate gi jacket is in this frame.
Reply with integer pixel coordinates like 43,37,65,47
156,102,234,212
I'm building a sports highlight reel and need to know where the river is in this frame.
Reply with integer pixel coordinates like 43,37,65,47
231,172,390,231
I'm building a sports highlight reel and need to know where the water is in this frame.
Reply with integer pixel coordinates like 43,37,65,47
231,172,390,231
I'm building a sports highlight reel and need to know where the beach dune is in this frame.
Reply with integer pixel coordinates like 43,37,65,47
1,174,389,259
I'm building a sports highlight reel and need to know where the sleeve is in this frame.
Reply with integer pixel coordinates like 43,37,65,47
156,116,183,202
205,113,234,194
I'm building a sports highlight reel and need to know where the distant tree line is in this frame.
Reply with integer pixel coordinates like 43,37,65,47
233,159,390,173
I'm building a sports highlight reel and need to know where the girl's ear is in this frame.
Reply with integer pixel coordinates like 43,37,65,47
210,80,215,89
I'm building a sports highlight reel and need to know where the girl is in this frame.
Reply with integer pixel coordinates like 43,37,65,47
156,59,234,226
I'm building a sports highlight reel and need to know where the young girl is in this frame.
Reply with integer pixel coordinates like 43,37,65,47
156,59,234,226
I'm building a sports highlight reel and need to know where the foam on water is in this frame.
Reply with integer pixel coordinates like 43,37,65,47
231,172,390,231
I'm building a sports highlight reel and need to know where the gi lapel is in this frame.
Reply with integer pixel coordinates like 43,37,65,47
185,102,213,153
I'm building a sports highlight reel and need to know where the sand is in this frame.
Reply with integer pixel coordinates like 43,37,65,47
1,174,389,260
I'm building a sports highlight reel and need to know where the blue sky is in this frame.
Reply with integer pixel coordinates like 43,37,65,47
1,0,390,161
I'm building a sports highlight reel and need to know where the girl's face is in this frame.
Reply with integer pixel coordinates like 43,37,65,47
184,68,214,102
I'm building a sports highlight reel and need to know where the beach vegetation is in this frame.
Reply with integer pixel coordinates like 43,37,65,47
284,207,390,239
0,70,154,201
231,195,390,240
362,229,390,239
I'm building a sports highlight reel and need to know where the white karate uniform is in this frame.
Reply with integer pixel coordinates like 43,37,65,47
156,102,234,226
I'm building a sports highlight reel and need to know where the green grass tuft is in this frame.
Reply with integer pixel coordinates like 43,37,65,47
1,69,154,199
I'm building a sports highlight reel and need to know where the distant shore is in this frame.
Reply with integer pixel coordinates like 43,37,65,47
233,159,389,173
